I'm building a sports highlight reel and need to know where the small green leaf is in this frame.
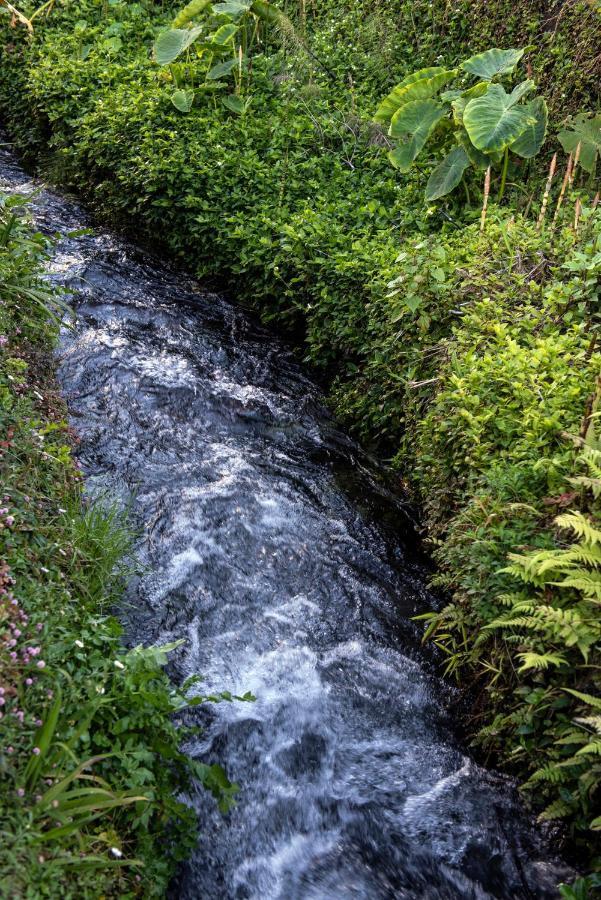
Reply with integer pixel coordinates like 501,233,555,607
171,89,195,112
461,47,525,80
425,146,470,202
558,113,601,174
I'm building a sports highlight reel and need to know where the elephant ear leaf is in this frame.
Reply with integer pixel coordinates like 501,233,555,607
425,145,470,202
374,67,457,124
511,98,548,158
155,26,203,65
388,99,447,172
557,113,601,174
171,88,195,112
463,83,534,152
461,47,524,80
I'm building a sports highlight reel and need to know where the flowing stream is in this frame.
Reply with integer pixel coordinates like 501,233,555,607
0,144,571,899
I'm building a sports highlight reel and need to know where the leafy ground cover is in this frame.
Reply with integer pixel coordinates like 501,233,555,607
1,0,600,890
0,192,238,896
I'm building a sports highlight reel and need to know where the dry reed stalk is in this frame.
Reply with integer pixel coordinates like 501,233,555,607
574,197,582,234
480,166,491,232
552,153,573,228
568,141,582,186
536,152,557,232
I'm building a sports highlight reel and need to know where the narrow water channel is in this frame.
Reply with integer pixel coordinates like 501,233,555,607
0,144,569,899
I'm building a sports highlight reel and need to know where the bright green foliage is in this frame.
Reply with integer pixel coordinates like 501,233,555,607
0,195,242,896
378,47,548,201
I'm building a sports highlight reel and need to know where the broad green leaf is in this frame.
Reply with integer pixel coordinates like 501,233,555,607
511,97,548,158
211,22,238,43
452,81,489,125
207,57,238,79
374,67,457,124
461,47,525,80
508,79,535,106
558,113,601,174
389,99,447,172
222,94,245,114
171,88,195,112
172,0,212,28
212,0,252,15
425,145,470,201
464,83,535,152
456,129,497,170
154,26,203,65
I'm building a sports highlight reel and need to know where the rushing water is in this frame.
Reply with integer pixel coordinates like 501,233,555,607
0,144,571,899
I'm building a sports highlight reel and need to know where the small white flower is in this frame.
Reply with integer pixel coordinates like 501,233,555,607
110,847,123,858
114,660,125,670
74,640,84,649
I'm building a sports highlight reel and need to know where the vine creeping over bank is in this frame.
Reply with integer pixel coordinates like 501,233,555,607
1,0,600,889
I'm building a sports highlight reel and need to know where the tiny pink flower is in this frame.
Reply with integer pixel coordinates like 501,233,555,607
32,747,40,756
16,788,24,797
4,516,14,526
7,746,14,754
0,698,5,707
36,660,45,669
36,623,43,632
25,678,33,686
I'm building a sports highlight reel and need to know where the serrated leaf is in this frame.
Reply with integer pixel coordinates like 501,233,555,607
461,47,525,80
511,97,547,158
425,145,470,202
374,67,457,124
464,83,535,152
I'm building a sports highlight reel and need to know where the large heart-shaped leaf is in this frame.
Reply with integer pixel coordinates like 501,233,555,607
374,67,457,124
388,99,447,172
207,57,238,79
210,22,238,43
461,47,524,80
171,88,195,112
154,26,203,65
451,81,489,125
558,113,601,174
456,129,498,170
212,0,251,15
511,97,548,158
463,83,534,152
425,145,470,202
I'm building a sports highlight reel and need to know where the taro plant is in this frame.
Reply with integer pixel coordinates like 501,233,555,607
375,48,548,203
558,112,601,176
154,0,300,114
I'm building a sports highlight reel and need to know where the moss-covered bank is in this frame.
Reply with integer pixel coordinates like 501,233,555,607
1,0,600,887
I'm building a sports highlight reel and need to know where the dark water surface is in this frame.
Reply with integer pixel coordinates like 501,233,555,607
0,144,569,899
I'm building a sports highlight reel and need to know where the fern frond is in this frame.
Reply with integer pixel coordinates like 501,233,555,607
527,764,569,784
565,688,601,710
555,511,601,545
517,651,567,672
538,798,573,821
550,571,601,601
576,740,601,756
